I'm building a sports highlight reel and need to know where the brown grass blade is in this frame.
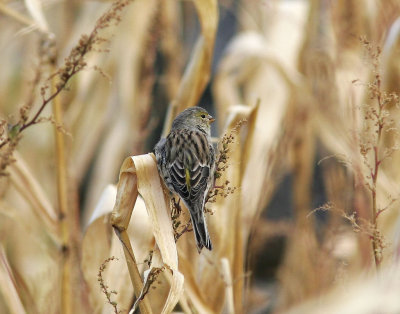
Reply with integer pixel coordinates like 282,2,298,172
8,153,58,234
176,254,214,313
110,156,152,314
0,245,26,314
162,0,218,135
0,3,35,29
174,0,218,111
133,153,184,313
221,258,234,314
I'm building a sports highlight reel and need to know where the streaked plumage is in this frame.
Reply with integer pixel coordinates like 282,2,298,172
155,107,215,251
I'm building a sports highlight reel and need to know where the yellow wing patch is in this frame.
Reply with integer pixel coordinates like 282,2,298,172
185,167,191,191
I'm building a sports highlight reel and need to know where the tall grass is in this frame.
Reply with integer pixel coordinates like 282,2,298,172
1,0,400,313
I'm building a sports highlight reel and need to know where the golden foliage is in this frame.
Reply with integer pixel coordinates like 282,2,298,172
1,0,400,313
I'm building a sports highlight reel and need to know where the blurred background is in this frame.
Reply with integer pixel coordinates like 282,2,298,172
1,0,400,313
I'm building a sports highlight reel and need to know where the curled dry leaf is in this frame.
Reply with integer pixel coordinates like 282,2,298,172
82,184,154,313
111,153,184,314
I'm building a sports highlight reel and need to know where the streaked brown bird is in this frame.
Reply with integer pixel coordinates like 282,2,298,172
154,107,215,251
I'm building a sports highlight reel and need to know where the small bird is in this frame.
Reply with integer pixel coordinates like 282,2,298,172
155,107,216,251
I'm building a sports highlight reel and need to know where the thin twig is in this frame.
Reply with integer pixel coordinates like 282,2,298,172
98,257,120,314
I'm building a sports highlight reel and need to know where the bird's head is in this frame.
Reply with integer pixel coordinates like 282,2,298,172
172,107,215,135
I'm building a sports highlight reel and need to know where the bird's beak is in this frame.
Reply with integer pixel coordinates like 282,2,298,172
208,116,215,124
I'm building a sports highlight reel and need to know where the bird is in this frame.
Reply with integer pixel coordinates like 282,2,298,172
154,107,216,251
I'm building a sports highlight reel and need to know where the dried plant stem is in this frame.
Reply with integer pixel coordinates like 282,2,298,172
131,266,165,313
51,72,73,313
371,170,379,269
357,38,394,269
0,62,74,150
0,0,133,155
98,257,120,313
370,77,384,270
0,2,35,27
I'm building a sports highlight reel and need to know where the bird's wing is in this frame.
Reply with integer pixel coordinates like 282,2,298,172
165,129,213,204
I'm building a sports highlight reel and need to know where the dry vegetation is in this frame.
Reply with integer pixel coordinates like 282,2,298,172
1,0,400,313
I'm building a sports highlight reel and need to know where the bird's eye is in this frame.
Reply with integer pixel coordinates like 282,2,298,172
201,114,206,118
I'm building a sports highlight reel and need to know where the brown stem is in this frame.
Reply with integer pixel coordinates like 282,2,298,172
51,71,73,313
371,77,383,270
0,68,78,150
0,23,93,150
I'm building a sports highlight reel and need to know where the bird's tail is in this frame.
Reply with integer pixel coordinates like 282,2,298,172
189,203,212,252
